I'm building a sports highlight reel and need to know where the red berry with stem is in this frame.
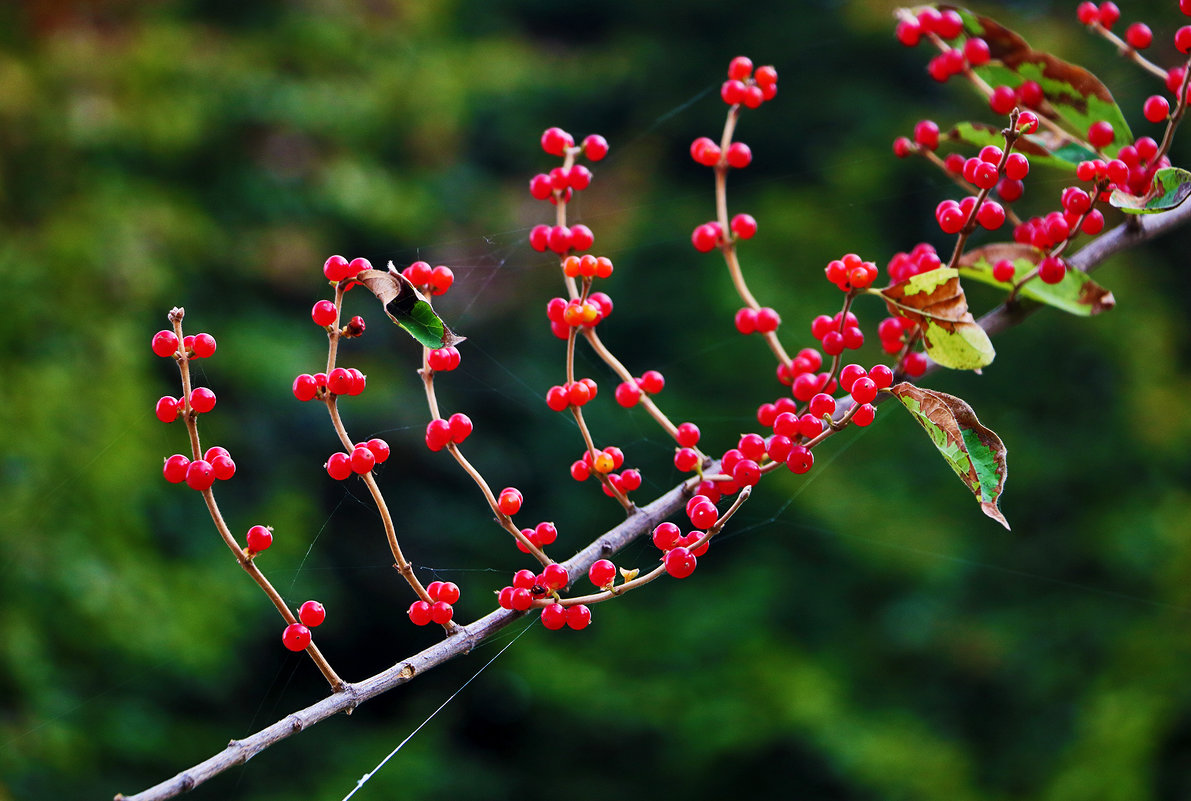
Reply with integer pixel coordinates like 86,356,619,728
582,134,609,161
989,85,1016,115
676,422,700,447
293,374,318,401
1097,2,1120,29
1038,256,1066,284
964,37,990,65
731,213,758,239
653,522,681,551
589,559,616,588
430,601,454,625
691,223,720,252
1143,95,1170,124
152,330,179,358
1126,22,1153,49
809,393,836,418
688,501,718,530
323,255,350,282
246,524,273,553
282,623,311,651
850,376,878,405
786,445,814,475
191,333,216,358
869,363,894,389
541,563,569,590
189,387,216,414
992,259,1016,283
163,454,190,484
448,412,472,443
429,266,454,295
350,446,375,474
299,600,326,627
690,137,721,167
674,448,700,472
896,18,922,46
735,307,757,335
853,404,876,427
755,307,781,333
638,370,664,395
913,119,939,150
366,438,390,463
498,488,523,516
425,418,451,451
311,300,337,327
615,381,641,407
155,396,180,423
541,127,573,156
210,453,236,481
1076,1,1098,24
327,367,352,395
727,55,753,81
726,142,751,168
664,547,697,579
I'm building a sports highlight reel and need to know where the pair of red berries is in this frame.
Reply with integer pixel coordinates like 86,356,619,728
154,387,215,422
425,413,473,451
163,446,236,490
281,600,328,651
517,521,558,553
325,439,391,480
400,261,455,296
322,255,372,283
612,370,664,407
152,329,216,359
528,223,595,255
427,346,461,372
546,378,598,411
539,127,609,161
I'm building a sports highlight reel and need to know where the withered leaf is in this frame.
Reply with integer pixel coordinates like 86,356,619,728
878,267,995,370
354,264,465,350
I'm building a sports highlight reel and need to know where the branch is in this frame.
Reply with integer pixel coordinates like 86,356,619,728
118,192,1191,801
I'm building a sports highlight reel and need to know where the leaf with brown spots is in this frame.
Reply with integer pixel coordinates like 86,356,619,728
959,243,1115,316
355,264,465,350
877,267,995,370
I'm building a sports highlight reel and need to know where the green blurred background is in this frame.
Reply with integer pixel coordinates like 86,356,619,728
3,0,1191,799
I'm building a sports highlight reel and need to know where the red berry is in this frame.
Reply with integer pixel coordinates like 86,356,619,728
731,213,758,239
189,387,216,414
1125,22,1153,49
992,259,1016,283
1076,1,1098,24
282,623,311,651
429,265,454,295
364,438,390,464
653,522,681,551
676,422,700,447
425,418,451,451
615,381,642,408
869,364,894,389
163,454,190,484
727,55,753,81
155,396,180,423
1038,256,1066,284
246,524,272,553
989,85,1016,115
210,454,236,481
964,37,990,65
350,446,375,474
292,374,318,401
637,370,664,395
185,459,215,491
430,601,454,625
541,563,569,590
913,119,939,150
690,137,722,167
755,307,781,333
566,605,591,630
299,600,326,627
691,223,720,252
325,452,351,480
664,547,697,579
786,445,814,474
893,137,914,158
734,307,758,335
582,134,609,161
541,127,573,156
498,487,523,516
541,603,567,630
589,559,616,588
448,412,472,443
808,393,836,418
312,300,337,327
853,404,876,427
895,18,922,46
674,447,700,472
408,600,432,626
1088,121,1114,149
1097,2,1120,29
935,8,963,38
327,367,352,396
688,501,718,530
152,330,179,358
726,142,752,168
977,200,1006,231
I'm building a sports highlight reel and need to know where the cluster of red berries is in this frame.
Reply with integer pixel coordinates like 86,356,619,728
408,581,461,626
427,346,461,372
325,438,391,480
896,8,991,82
517,521,558,553
151,329,216,360
163,446,237,491
527,127,607,254
1075,2,1123,30
281,600,327,652
886,242,943,284
988,81,1044,116
569,446,642,497
155,387,216,422
824,252,879,292
399,261,455,296
612,370,664,408
425,413,472,451
496,564,588,630
1070,137,1169,198
810,308,865,358
545,293,613,338
733,306,780,335
671,422,703,472
322,255,372,283
561,254,614,280
720,56,778,109
651,499,720,579
292,366,367,402
546,377,599,411
690,213,758,253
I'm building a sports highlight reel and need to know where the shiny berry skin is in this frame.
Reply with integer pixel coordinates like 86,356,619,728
674,447,700,472
786,445,814,475
808,393,836,418
1088,121,1114,149
852,404,876,427
913,119,939,150
430,601,454,625
191,333,217,358
615,381,642,408
663,547,697,579
189,387,216,414
152,330,179,358
327,367,353,395
896,18,922,46
732,459,761,487
282,623,312,651
691,223,720,252
566,605,592,630
323,255,350,281
408,600,432,626
869,364,895,389
298,600,326,627
1144,95,1170,124
989,85,1016,115
210,453,236,481
155,396,180,423
582,134,609,161
325,452,351,480
542,564,572,591
731,213,758,239
1076,1,1098,24
892,137,913,158
637,370,664,395
652,522,681,551
163,454,190,484
588,559,616,588
546,385,570,411
498,488,523,516
690,137,721,167
726,142,752,168
246,524,273,553
675,422,700,448
541,603,567,630
992,259,1016,283
293,374,318,401
1125,22,1152,49
311,300,337,327
1038,256,1066,284
425,418,451,451
1017,111,1039,134
541,127,573,156
688,501,718,530
365,438,390,464
185,459,215,491
350,446,375,474
964,37,990,65
850,376,878,405
448,412,472,443
429,265,454,295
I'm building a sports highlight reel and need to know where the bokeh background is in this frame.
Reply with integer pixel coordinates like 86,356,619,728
3,0,1191,799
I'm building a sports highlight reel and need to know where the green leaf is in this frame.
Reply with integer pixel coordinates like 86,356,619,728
355,266,465,350
949,121,1090,171
959,243,1116,316
877,267,995,370
951,5,1133,156
1110,167,1191,214
889,382,1010,529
